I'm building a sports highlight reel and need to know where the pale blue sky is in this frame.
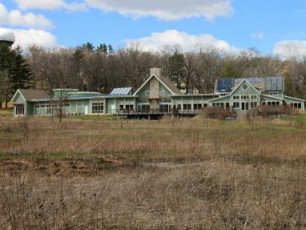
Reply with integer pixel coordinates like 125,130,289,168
1,0,306,57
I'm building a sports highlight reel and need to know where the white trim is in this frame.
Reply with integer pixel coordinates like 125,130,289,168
11,89,26,102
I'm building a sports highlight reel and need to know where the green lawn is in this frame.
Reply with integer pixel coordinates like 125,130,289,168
66,114,125,121
283,113,306,124
0,109,13,117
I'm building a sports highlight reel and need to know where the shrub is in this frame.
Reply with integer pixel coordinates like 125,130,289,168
203,107,237,120
257,105,297,118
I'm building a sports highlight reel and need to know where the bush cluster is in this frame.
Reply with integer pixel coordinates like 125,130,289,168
256,105,298,118
203,107,237,120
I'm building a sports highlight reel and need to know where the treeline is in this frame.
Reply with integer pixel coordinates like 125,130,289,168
1,42,306,107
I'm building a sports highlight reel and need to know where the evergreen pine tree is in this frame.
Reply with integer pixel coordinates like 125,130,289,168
0,44,32,107
8,46,32,92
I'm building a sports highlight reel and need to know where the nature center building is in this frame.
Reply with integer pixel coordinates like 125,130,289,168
11,68,305,117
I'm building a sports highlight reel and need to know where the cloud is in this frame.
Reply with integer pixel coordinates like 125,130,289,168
251,32,263,39
15,0,88,11
0,3,53,28
125,30,239,53
0,27,58,50
63,2,88,11
274,40,306,59
14,0,63,10
86,0,233,20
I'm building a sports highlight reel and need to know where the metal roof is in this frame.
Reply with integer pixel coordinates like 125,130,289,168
110,87,132,95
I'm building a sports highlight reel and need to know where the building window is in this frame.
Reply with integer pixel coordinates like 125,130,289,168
250,102,257,108
92,102,104,114
160,99,171,103
193,104,202,110
233,96,239,100
233,102,240,108
125,104,134,111
241,95,249,100
251,95,257,99
269,92,278,96
183,104,191,110
16,104,24,115
47,105,52,115
120,104,133,111
160,104,169,112
241,83,248,90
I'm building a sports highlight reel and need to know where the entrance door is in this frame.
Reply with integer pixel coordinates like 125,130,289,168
111,105,116,114
15,104,25,115
241,102,245,110
84,106,89,115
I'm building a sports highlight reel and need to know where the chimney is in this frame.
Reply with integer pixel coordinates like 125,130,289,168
150,68,161,77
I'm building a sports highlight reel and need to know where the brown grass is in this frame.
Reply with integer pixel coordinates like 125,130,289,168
0,116,305,229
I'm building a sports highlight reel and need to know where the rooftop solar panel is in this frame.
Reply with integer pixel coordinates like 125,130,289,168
216,78,234,92
235,78,263,83
110,87,132,95
266,77,283,91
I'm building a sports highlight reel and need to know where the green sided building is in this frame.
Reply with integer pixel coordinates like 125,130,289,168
11,68,305,117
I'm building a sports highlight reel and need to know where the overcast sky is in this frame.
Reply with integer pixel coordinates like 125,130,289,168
1,0,306,58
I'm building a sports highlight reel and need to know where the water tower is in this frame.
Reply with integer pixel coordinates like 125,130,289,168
0,30,15,46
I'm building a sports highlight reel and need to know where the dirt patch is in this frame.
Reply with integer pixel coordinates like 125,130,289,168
0,158,136,177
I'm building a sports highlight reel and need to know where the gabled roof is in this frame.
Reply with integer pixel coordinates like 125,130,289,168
133,74,182,96
11,89,51,102
158,76,182,95
230,79,261,96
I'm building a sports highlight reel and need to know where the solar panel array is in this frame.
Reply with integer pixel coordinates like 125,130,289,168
216,78,235,92
110,87,132,95
235,78,263,83
265,77,283,91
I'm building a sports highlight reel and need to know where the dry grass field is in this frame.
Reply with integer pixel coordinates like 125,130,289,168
0,115,305,229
